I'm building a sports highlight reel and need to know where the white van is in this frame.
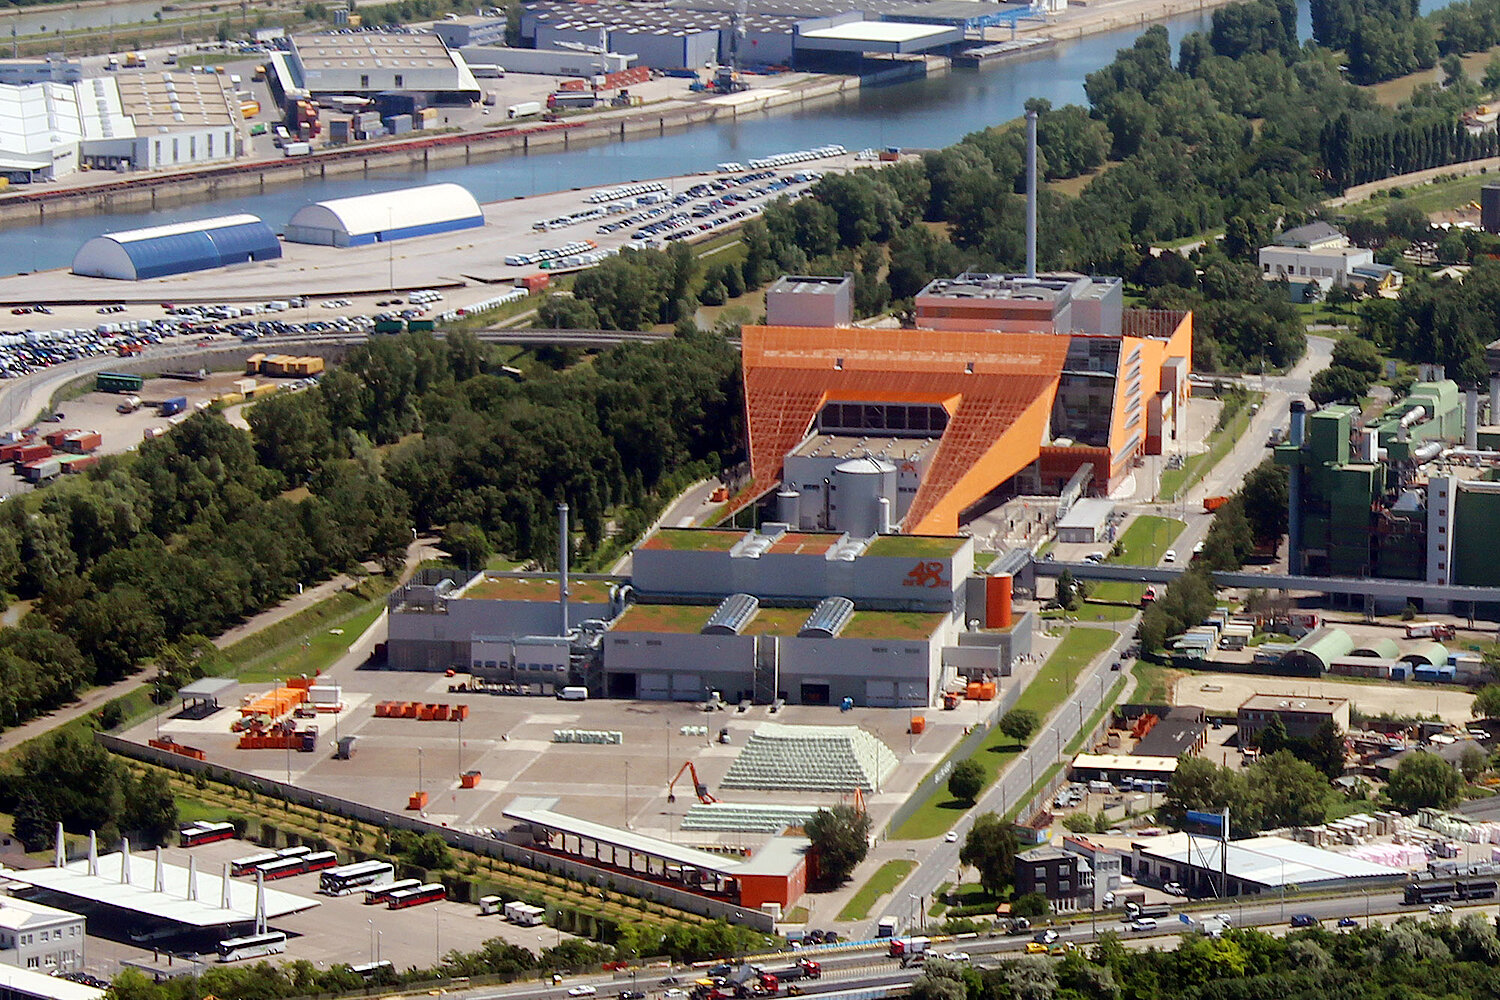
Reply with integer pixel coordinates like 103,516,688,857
558,686,588,701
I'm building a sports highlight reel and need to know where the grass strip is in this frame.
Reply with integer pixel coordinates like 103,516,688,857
838,859,918,921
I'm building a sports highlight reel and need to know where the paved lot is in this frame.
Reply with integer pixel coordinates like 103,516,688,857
1174,672,1477,724
62,837,572,979
2,156,875,312
122,660,982,848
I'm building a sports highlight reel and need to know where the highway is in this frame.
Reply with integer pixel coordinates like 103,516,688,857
455,889,1489,1000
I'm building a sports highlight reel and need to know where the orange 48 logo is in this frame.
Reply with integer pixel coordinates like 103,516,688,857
903,561,949,588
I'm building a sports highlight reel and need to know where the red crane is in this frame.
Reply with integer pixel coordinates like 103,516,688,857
667,761,717,804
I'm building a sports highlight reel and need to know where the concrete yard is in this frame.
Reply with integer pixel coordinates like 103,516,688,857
0,155,880,314
1174,672,1478,725
123,664,983,848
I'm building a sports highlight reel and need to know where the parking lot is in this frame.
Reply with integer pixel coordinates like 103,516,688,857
62,836,577,980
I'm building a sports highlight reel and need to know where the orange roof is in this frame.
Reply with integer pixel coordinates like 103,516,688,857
738,326,1070,533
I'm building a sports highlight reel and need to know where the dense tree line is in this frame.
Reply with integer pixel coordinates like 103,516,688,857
0,331,738,736
1161,751,1337,834
1357,257,1500,384
912,904,1500,1000
0,733,177,849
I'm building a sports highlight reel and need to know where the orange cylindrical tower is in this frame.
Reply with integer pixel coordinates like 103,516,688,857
986,573,1014,629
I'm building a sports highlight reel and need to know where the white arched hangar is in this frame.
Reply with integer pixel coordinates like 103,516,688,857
282,183,484,247
72,215,281,281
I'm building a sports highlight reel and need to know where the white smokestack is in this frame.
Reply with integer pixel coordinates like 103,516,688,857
558,503,570,636
1025,108,1038,279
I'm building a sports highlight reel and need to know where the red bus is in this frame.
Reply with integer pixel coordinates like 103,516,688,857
180,821,235,848
302,851,339,874
388,883,446,909
364,879,421,905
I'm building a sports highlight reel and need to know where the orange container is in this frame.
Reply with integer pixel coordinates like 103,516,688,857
451,704,469,721
407,791,429,810
400,702,418,718
286,676,316,690
980,682,997,701
966,681,982,700
460,770,481,788
909,716,926,734
432,704,450,721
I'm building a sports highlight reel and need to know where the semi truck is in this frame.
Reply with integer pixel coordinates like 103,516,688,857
888,936,929,958
760,961,820,984
1125,901,1171,920
507,101,542,119
159,396,188,417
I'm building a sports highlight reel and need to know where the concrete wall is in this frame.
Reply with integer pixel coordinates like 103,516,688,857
778,633,938,706
387,598,613,670
602,632,755,701
97,733,774,931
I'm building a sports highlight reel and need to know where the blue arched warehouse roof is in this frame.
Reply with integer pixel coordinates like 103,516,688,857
72,214,282,281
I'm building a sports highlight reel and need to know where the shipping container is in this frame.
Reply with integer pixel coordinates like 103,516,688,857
21,458,61,482
63,431,102,453
16,443,53,463
96,371,144,393
283,142,312,157
159,396,189,417
240,101,261,118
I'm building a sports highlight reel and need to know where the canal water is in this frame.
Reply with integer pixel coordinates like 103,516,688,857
0,0,1453,272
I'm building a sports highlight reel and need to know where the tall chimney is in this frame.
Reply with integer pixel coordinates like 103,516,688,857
1490,375,1500,425
1025,109,1038,280
187,855,198,902
1467,386,1480,449
52,822,63,869
1287,400,1306,575
87,831,98,877
120,838,131,885
558,503,570,637
221,861,233,909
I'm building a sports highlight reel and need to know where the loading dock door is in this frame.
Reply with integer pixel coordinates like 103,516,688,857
898,681,927,707
670,673,703,701
639,673,670,700
865,680,898,708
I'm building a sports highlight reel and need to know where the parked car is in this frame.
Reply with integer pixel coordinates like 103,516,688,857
1337,917,1359,928
1430,903,1454,915
1129,918,1158,932
1290,914,1319,928
1163,881,1185,896
569,986,598,996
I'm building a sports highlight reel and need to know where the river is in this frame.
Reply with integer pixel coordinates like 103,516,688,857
0,0,1454,273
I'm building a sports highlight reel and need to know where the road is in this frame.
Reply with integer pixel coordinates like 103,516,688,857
873,337,1337,936
455,889,1485,1000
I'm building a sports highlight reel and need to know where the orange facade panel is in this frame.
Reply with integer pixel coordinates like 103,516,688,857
737,326,1071,531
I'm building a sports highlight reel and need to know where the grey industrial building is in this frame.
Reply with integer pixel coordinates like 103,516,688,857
385,525,1034,708
763,274,852,327
430,15,511,48
1014,846,1093,913
273,31,481,101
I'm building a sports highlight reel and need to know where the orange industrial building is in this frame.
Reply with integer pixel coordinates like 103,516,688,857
736,273,1193,535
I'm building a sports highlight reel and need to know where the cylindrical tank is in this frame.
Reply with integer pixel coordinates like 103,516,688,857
877,496,891,534
832,457,897,538
1490,375,1500,424
1361,428,1378,463
1289,399,1307,446
986,573,1014,629
776,487,801,527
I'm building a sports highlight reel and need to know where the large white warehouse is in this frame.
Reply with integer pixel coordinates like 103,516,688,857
72,215,282,280
283,183,485,247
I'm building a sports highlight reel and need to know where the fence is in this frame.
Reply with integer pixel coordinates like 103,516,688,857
97,733,774,932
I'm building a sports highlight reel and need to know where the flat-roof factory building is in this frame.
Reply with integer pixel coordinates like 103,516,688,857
71,215,282,280
1127,832,1406,897
284,184,485,247
279,32,481,101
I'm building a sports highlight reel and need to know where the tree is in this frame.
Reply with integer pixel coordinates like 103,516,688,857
959,812,1019,895
1309,364,1374,404
1257,714,1289,753
1472,684,1500,719
1011,893,1052,919
1245,750,1331,829
1460,743,1488,782
948,759,985,803
439,522,491,570
999,708,1040,746
1386,750,1463,811
1056,569,1080,611
1304,720,1349,780
804,804,871,886
1330,336,1383,378
909,961,967,1000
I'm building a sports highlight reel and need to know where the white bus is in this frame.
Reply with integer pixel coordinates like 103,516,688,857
320,860,395,896
217,931,288,962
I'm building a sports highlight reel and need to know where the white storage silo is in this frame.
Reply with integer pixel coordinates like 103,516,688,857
832,457,897,537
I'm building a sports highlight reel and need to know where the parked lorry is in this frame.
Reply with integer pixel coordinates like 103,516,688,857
1203,495,1229,512
1125,901,1171,919
761,962,820,984
116,395,142,414
159,396,188,417
876,916,899,938
507,101,542,119
1406,622,1455,640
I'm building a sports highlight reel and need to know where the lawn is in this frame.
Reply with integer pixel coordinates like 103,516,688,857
837,859,918,921
1052,603,1137,623
1090,515,1185,603
1159,394,1260,501
1131,660,1175,705
222,579,389,671
234,601,386,683
892,627,1115,840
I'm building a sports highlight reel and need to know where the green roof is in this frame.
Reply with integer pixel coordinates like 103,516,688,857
464,576,616,602
864,535,965,558
840,610,942,641
641,529,744,552
612,603,713,633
